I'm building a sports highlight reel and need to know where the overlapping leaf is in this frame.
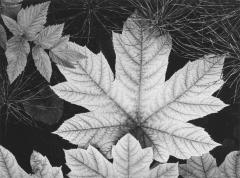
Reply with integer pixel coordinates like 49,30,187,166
65,134,178,178
0,146,63,178
1,2,50,82
1,1,86,82
180,151,240,178
52,15,228,162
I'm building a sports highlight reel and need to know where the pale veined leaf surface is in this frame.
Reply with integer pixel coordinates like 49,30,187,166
179,153,221,178
65,134,178,178
53,14,227,162
219,151,240,178
0,146,63,178
180,151,240,178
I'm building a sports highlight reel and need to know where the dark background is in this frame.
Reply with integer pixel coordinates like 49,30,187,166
0,0,240,176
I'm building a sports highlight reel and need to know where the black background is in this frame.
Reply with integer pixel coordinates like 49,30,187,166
0,0,240,177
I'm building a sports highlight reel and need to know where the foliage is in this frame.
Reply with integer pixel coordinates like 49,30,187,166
0,145,63,178
1,1,86,83
180,151,240,178
0,134,178,178
65,134,178,178
52,15,227,162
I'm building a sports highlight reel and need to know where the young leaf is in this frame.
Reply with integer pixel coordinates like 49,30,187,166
65,134,178,178
1,14,22,36
32,45,52,82
0,146,63,178
50,41,87,68
0,146,28,178
219,151,240,178
0,24,7,50
36,24,64,49
17,1,50,40
6,36,30,83
179,153,221,178
52,15,227,162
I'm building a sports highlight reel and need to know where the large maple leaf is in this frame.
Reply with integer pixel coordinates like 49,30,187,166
52,15,228,162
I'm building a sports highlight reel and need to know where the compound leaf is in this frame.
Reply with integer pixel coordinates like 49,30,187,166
36,24,64,49
65,134,178,178
53,15,227,162
6,36,30,83
17,1,50,40
32,45,52,82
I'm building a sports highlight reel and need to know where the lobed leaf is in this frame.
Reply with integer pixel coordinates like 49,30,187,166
53,14,227,162
0,146,63,178
65,134,178,178
180,151,240,178
0,146,28,178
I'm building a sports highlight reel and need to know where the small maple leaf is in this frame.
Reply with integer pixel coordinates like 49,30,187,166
52,15,228,162
180,151,240,178
65,133,179,178
0,146,63,178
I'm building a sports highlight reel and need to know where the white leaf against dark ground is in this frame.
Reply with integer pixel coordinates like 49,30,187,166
180,151,240,178
0,146,28,178
65,134,178,178
52,14,228,162
0,146,63,178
